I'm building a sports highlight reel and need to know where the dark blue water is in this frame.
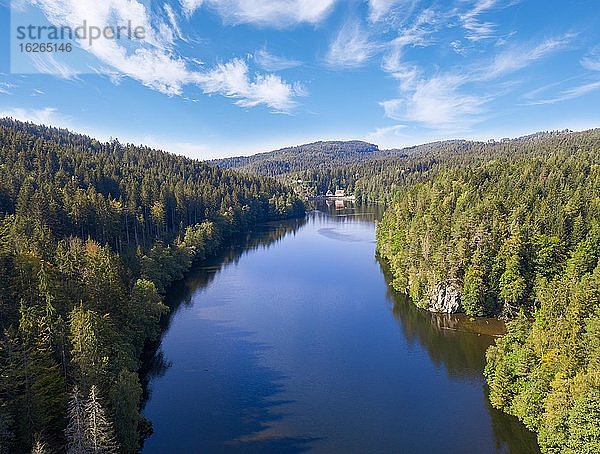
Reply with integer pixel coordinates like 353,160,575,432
142,206,539,453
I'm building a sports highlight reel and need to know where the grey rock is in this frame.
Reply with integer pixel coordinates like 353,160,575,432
428,279,464,313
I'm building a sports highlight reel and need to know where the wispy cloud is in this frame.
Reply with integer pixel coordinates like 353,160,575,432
0,82,16,95
30,53,77,79
381,6,439,77
365,124,408,146
368,0,417,23
255,49,302,71
182,0,337,27
459,0,497,42
326,20,378,68
140,135,214,159
164,3,186,42
180,0,204,17
198,58,304,111
0,107,70,127
482,34,575,80
581,46,600,71
379,33,572,130
527,80,600,105
450,40,466,55
381,74,486,129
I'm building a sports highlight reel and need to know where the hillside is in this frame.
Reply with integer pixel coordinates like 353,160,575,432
212,130,598,202
0,118,304,452
209,140,380,177
376,127,600,452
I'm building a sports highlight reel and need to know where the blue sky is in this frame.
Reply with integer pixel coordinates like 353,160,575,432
0,0,599,158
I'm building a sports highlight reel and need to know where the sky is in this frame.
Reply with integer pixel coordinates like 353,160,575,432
0,0,599,159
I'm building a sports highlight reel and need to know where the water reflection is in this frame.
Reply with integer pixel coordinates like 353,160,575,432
379,259,540,453
312,200,385,222
141,218,315,452
380,260,497,377
142,208,540,453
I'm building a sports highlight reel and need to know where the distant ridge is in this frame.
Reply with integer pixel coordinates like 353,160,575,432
209,140,379,177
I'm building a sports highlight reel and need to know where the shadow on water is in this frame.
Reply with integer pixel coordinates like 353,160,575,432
140,217,321,453
378,258,541,453
142,207,540,453
381,261,495,377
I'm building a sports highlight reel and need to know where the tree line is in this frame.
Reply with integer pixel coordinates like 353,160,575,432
376,128,600,452
0,118,304,453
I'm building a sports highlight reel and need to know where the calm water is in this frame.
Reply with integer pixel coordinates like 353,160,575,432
142,205,539,453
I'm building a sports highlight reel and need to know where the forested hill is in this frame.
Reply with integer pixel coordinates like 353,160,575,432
210,130,600,202
209,140,380,177
376,127,600,452
0,118,304,453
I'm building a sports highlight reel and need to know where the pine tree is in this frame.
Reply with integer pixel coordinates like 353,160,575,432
65,386,86,454
84,386,119,454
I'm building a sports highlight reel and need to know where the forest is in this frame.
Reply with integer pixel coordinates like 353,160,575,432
210,140,380,178
2,117,599,453
212,130,599,204
376,128,600,452
0,119,304,453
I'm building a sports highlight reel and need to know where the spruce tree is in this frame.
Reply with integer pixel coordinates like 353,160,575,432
84,386,118,454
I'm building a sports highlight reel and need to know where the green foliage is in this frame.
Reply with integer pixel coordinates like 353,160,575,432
215,129,600,204
0,119,305,452
109,371,142,454
377,141,600,317
210,140,379,178
377,130,600,452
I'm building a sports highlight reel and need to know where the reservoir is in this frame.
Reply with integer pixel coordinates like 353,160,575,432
142,206,539,453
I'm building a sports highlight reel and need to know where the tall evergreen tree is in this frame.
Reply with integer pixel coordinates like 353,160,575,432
84,386,118,454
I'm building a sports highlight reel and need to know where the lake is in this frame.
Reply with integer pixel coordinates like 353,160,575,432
142,205,540,453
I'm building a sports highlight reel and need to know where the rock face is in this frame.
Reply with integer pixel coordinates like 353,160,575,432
428,279,463,313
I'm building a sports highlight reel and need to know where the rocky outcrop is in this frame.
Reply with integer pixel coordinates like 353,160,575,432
428,279,463,313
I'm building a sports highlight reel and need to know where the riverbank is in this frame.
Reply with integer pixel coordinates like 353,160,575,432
142,207,539,453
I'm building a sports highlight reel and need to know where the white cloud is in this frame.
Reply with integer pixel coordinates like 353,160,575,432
483,34,574,80
0,107,71,127
381,74,486,129
180,0,203,17
450,40,466,55
582,58,600,72
460,0,497,41
26,0,302,110
581,47,600,71
365,124,408,146
255,49,302,71
0,82,16,95
379,29,574,132
198,58,304,111
30,53,77,79
183,0,337,27
380,6,438,78
368,0,416,22
527,80,600,105
140,135,216,159
164,3,186,42
326,20,378,68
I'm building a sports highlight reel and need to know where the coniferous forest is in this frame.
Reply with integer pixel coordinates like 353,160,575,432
376,128,600,453
0,119,304,453
2,117,600,453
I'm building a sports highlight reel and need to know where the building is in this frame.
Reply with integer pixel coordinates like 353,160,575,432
335,189,346,197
